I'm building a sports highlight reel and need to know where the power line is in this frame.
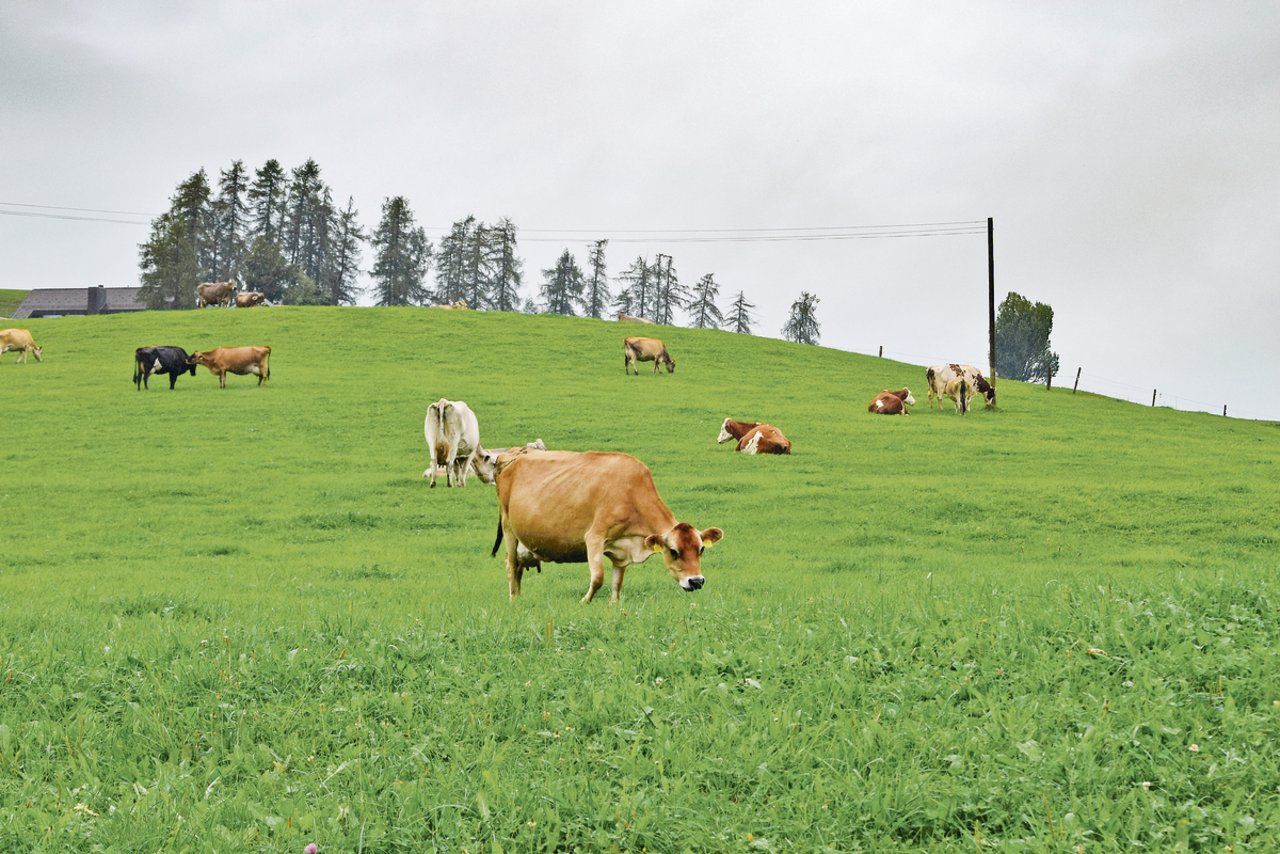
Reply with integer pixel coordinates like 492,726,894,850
0,209,150,226
0,200,158,217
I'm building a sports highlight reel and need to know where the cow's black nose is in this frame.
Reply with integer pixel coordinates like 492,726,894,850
685,576,704,591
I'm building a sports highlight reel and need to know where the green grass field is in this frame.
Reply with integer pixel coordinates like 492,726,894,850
0,288,27,319
3,307,1278,851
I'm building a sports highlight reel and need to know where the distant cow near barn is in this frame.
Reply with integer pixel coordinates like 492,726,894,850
234,291,267,308
423,398,485,488
616,311,656,324
195,279,238,308
926,364,995,409
624,336,675,375
868,387,916,415
134,346,196,390
492,449,724,603
0,328,43,363
190,346,271,388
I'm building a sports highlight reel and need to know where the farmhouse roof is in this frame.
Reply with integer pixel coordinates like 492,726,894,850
12,286,146,318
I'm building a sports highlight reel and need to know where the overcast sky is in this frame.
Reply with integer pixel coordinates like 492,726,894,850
3,2,1278,419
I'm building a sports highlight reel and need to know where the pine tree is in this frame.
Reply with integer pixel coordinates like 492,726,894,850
138,213,200,310
170,170,214,279
321,197,365,305
616,256,652,318
239,236,296,304
652,254,686,326
782,291,821,345
209,160,250,280
486,218,524,311
463,221,492,309
582,240,611,319
248,159,288,246
687,273,723,329
434,216,476,305
725,290,756,334
283,159,329,283
370,196,432,306
540,249,584,315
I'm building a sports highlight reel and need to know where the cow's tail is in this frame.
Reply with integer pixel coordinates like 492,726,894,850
959,379,968,414
263,346,271,381
491,517,504,556
925,367,936,406
132,352,141,387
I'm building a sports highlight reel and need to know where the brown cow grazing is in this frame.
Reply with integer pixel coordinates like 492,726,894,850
736,424,792,455
234,291,267,308
616,311,657,324
944,377,971,414
195,278,238,308
868,387,916,415
624,336,675,375
0,328,43,363
493,450,724,603
926,363,995,409
190,346,271,388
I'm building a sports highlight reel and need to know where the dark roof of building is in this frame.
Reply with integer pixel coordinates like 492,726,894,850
12,287,146,318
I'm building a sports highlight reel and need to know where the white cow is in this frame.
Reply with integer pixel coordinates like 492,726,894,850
423,399,484,488
925,363,996,409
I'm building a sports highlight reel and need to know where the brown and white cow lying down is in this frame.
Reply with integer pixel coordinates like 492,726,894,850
0,328,43,363
195,278,238,308
868,387,916,415
493,450,723,603
716,418,792,454
624,336,675,374
926,364,995,409
234,291,267,308
190,346,271,388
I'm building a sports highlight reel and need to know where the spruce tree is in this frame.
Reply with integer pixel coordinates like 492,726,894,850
487,218,524,311
239,236,296,304
616,256,652,317
210,160,249,280
321,197,365,305
370,196,432,306
170,170,214,279
138,213,201,310
539,249,584,315
248,159,288,246
434,216,476,305
582,239,611,319
652,254,686,326
687,273,723,329
782,291,821,344
725,290,756,334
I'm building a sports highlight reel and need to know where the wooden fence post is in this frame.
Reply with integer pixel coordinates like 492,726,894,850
1152,389,1157,407
1223,405,1227,417
878,345,883,358
1072,367,1081,394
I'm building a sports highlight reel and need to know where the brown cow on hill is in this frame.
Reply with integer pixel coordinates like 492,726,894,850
195,278,238,308
624,336,674,375
716,418,791,454
190,346,271,388
493,450,723,603
0,328,43,363
234,291,267,308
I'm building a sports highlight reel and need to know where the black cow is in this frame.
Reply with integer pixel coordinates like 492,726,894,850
134,346,196,390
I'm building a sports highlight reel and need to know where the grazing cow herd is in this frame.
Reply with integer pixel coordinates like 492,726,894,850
8,300,998,602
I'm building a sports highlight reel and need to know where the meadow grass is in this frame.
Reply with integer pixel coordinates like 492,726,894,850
0,289,28,319
2,307,1278,851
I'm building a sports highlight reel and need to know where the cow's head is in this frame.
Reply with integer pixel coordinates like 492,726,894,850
645,523,724,592
717,418,736,443
664,354,676,373
30,345,43,363
899,387,916,405
472,449,501,485
189,351,212,368
974,376,996,407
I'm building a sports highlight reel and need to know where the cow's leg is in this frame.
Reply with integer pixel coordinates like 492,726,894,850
608,560,629,604
582,534,607,603
219,370,227,389
504,524,523,600
168,371,178,390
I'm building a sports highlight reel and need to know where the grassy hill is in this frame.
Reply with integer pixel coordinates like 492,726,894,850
3,307,1278,850
0,288,26,318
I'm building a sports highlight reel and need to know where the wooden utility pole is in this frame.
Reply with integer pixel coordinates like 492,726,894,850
1152,389,1158,407
987,217,996,401
1072,367,1082,394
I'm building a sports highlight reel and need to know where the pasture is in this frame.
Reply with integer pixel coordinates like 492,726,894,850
3,307,1279,851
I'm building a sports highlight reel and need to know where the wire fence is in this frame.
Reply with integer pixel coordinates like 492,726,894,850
878,348,1272,423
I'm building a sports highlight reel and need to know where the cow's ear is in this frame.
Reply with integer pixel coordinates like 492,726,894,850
701,527,724,546
644,534,664,553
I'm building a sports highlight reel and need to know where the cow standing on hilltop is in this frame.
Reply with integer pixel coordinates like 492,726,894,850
195,278,238,308
0,328,43,363
624,337,675,375
926,364,995,409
